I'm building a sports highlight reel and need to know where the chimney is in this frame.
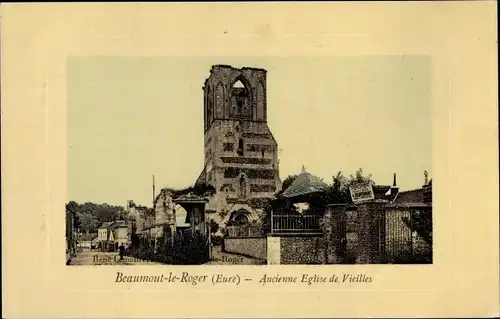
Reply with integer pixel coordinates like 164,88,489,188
424,170,429,185
393,173,397,187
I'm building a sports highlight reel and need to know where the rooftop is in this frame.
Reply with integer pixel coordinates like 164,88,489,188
282,166,328,198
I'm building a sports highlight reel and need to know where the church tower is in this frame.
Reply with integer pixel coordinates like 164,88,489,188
196,65,282,229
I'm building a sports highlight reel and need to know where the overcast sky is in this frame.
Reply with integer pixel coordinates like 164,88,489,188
68,56,431,206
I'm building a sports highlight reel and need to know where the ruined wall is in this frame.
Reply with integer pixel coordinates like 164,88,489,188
154,189,176,227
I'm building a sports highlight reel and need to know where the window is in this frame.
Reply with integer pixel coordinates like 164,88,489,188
231,78,251,118
237,138,244,156
223,143,234,152
239,176,247,199
233,214,249,226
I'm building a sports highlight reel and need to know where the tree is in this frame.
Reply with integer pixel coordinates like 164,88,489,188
65,201,124,233
259,169,377,235
76,211,101,233
281,174,298,193
208,219,219,234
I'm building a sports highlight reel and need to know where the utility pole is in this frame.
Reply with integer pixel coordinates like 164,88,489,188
152,174,156,205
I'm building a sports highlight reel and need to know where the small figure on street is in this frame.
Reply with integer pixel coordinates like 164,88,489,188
118,244,125,262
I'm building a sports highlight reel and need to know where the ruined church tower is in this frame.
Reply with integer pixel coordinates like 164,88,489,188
196,65,282,228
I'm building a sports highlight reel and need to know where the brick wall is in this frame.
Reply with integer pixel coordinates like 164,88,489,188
224,237,267,260
354,203,386,264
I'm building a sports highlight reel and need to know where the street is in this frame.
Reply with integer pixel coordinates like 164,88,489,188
68,250,161,266
68,247,265,265
207,245,266,265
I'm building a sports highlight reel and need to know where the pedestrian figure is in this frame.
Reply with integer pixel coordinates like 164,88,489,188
119,244,125,262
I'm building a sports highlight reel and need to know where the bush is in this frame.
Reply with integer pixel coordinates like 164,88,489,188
211,234,224,246
126,231,209,265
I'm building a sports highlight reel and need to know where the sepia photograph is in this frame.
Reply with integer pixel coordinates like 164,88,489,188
66,57,432,266
3,2,498,318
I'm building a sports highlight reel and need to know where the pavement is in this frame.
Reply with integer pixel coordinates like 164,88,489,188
68,250,161,266
206,245,266,265
69,247,265,265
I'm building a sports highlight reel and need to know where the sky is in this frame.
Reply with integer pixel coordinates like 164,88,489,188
68,56,431,207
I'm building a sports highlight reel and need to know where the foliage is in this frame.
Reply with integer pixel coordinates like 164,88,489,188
259,169,375,235
127,231,209,265
279,174,299,195
168,182,216,198
66,201,125,233
401,210,433,245
211,234,224,246
208,219,219,234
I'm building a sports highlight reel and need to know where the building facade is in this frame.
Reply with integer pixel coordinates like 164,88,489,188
97,220,129,251
66,208,77,263
196,65,282,230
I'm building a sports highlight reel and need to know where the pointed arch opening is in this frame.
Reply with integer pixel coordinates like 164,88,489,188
239,176,247,199
230,76,252,119
215,82,224,118
255,81,266,121
206,85,214,128
237,138,244,156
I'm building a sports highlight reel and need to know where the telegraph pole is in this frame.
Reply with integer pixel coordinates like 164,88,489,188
152,174,156,204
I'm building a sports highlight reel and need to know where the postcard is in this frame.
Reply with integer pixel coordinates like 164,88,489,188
1,2,498,318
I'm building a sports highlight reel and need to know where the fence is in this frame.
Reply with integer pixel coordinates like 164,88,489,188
227,225,262,237
271,214,321,235
383,205,432,263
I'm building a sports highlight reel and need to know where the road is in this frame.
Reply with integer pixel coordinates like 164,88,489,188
68,250,161,266
207,245,266,265
69,247,265,265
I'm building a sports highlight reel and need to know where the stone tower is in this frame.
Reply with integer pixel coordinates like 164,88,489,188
196,64,282,229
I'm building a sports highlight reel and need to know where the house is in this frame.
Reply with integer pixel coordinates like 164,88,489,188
77,232,98,250
98,220,129,252
66,208,77,264
91,236,100,250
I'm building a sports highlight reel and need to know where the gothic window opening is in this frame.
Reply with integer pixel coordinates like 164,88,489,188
231,78,251,118
237,138,244,156
261,149,265,158
239,176,247,199
207,86,214,127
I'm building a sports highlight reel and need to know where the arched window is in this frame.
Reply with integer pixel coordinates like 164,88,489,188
231,78,251,118
239,176,247,199
256,81,265,121
233,214,249,226
215,82,224,118
237,138,244,156
206,86,213,126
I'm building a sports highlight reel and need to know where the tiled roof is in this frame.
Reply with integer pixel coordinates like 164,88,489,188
99,220,127,230
282,167,328,198
78,233,98,241
99,221,114,229
394,189,425,204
